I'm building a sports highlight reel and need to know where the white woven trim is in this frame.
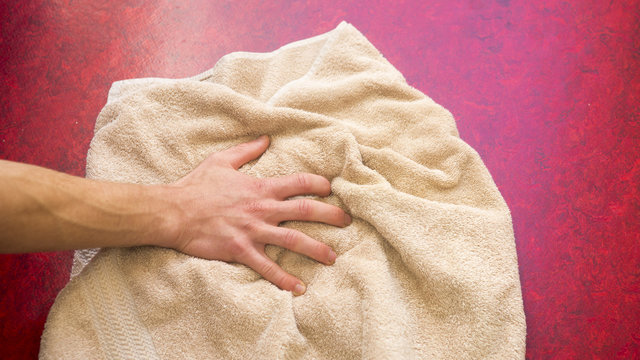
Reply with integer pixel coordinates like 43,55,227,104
71,248,100,278
80,250,159,359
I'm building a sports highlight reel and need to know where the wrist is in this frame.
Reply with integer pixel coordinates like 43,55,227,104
144,184,184,250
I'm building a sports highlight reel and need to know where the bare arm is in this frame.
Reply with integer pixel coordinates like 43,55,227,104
0,135,350,295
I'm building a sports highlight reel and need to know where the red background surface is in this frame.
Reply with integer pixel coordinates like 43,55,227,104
1,1,639,359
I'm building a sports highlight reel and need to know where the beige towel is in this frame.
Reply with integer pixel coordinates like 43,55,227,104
40,21,526,359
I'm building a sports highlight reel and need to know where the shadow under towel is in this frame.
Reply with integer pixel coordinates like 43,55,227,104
40,21,526,359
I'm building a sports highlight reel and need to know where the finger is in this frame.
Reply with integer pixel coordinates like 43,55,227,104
218,135,270,169
241,248,307,296
268,173,332,199
274,199,351,227
257,225,337,265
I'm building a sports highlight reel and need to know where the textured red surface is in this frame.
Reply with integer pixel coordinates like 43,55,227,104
1,1,638,359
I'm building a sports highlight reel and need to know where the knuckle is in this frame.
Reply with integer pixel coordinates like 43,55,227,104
295,173,311,191
318,244,331,259
273,272,294,290
245,200,266,216
314,241,329,258
259,260,277,279
256,260,292,290
334,207,345,223
297,199,312,217
319,176,331,192
202,153,222,166
281,229,299,250
254,179,271,194
226,238,248,259
275,273,292,290
234,142,252,152
241,221,261,234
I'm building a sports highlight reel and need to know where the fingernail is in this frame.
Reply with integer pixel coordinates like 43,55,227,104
293,283,306,296
344,213,352,226
328,249,337,265
256,135,268,142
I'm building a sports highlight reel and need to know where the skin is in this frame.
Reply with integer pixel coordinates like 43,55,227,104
0,135,351,296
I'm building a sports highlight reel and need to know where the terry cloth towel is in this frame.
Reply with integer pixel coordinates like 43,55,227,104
40,21,526,359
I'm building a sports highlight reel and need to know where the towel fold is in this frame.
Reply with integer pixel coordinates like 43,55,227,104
40,21,526,359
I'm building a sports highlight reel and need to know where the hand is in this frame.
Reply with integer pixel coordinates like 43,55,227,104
164,135,351,296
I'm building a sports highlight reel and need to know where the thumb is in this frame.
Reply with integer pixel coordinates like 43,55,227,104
218,135,270,169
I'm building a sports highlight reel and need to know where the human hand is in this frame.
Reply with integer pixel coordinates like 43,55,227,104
162,135,351,296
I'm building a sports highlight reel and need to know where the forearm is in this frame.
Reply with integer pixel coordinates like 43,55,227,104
0,160,175,253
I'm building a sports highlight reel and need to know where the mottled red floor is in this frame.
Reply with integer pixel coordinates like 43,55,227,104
1,1,638,359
